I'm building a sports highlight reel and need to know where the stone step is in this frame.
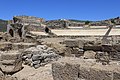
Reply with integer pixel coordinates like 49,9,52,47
1,51,21,60
0,60,15,65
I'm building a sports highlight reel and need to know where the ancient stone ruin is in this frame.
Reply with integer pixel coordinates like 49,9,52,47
0,16,120,80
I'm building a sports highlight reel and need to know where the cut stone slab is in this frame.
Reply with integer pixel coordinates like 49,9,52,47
12,42,36,50
0,51,23,74
0,64,15,73
52,63,80,80
1,51,21,60
0,59,23,74
0,60,15,65
84,51,96,59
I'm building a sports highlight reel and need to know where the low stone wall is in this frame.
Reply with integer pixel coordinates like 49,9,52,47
0,42,36,51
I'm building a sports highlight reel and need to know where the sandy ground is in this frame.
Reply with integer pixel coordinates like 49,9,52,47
12,64,53,80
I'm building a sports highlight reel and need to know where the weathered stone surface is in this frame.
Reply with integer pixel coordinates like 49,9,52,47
48,43,66,55
13,57,23,73
0,58,22,74
1,51,21,60
0,51,23,74
52,63,80,80
79,67,112,80
12,43,36,50
52,57,120,80
84,51,96,59
0,42,12,51
0,60,15,65
64,39,79,47
0,65,15,73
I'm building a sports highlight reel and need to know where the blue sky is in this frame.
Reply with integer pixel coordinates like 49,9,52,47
0,0,120,21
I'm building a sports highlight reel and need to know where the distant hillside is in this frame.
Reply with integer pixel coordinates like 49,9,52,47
0,19,7,32
0,16,120,32
68,19,93,23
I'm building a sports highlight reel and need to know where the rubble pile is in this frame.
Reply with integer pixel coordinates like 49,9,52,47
22,45,61,69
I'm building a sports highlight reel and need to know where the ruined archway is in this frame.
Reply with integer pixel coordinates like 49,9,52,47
9,29,14,37
18,28,22,37
45,27,49,33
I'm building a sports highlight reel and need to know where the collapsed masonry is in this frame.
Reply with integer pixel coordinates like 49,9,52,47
7,16,46,38
6,16,56,43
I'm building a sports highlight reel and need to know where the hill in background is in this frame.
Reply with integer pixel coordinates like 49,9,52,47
0,16,120,32
0,19,8,32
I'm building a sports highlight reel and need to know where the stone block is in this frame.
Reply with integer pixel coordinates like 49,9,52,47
52,63,80,80
64,39,79,47
0,51,23,75
0,57,23,74
84,51,96,59
1,51,21,60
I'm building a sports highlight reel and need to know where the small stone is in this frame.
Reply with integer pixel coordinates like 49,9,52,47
26,54,33,59
84,51,96,59
24,58,32,65
34,64,41,69
37,45,48,50
33,60,41,65
32,54,41,61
